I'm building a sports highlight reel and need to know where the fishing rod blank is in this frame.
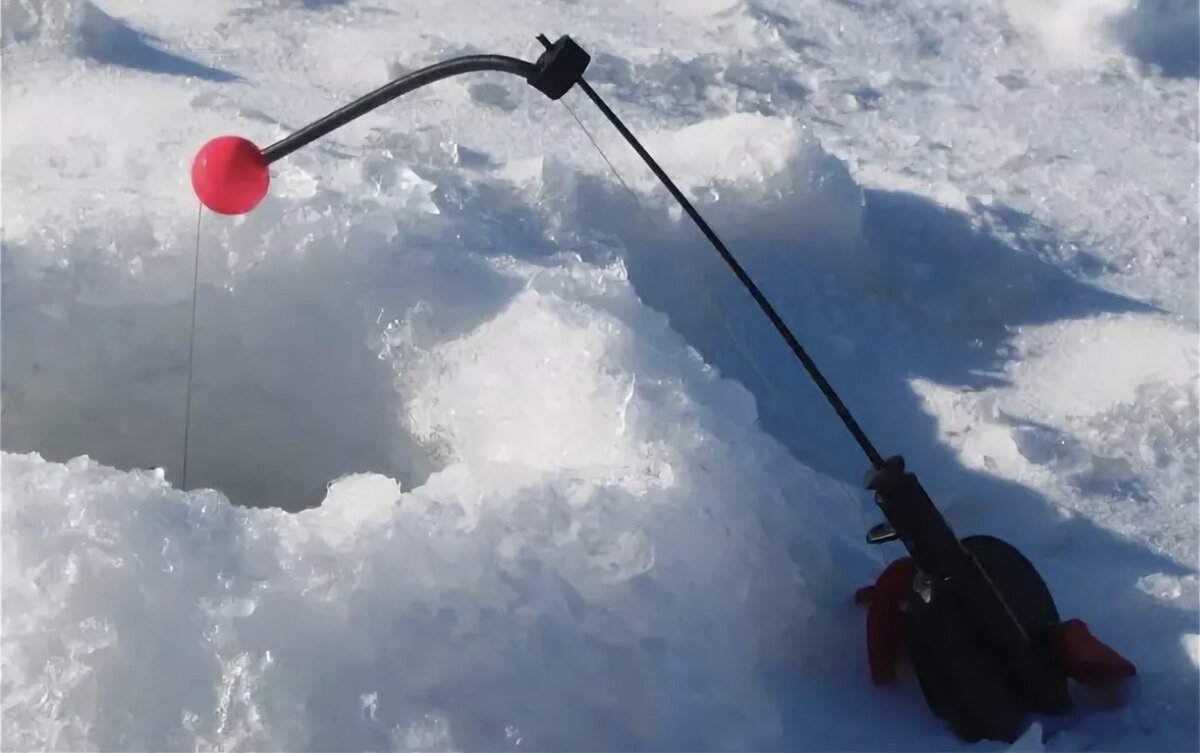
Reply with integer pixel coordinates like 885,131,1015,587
261,55,539,165
192,38,587,216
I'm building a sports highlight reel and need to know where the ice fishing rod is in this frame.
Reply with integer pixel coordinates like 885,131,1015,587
190,34,1135,744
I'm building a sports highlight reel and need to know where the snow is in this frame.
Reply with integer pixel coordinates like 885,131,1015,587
1,0,1196,750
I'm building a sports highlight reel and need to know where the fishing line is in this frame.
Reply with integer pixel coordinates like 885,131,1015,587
560,96,876,535
561,97,799,431
543,50,885,469
182,203,203,491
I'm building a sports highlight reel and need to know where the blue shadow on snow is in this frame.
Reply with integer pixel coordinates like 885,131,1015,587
1109,0,1200,79
77,1,240,82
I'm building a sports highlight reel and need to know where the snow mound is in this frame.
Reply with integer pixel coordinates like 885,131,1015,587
1003,314,1198,557
1004,0,1199,76
2,254,865,751
1003,0,1133,68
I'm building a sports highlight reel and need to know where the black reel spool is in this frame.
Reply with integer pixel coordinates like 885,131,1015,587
866,458,1072,742
904,535,1068,742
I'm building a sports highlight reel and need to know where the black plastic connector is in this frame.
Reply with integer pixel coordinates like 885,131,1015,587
528,35,590,100
866,521,899,545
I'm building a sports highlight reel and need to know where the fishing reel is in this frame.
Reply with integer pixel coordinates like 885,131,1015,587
855,456,1134,743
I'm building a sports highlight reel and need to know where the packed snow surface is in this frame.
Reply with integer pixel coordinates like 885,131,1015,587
2,0,1196,750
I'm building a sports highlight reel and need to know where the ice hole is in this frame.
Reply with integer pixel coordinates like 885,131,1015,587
1,233,440,512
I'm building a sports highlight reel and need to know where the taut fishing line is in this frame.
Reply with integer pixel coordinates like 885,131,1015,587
558,95,875,527
182,203,203,491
